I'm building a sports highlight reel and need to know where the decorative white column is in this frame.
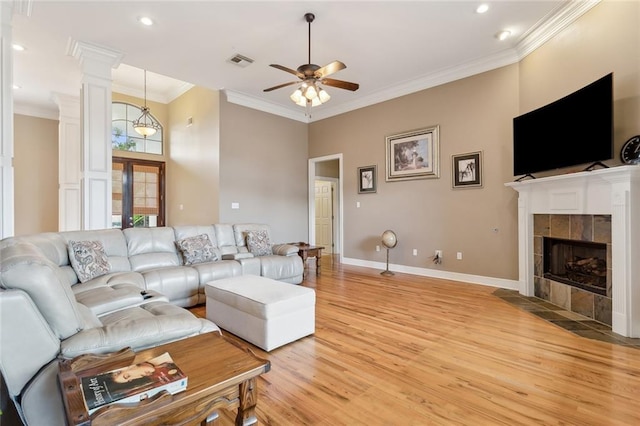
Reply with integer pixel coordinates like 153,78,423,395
68,40,122,230
0,3,14,238
53,93,82,231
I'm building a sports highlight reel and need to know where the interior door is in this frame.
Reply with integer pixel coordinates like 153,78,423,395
314,180,333,253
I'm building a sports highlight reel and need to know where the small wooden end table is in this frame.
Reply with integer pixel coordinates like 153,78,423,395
289,242,325,278
59,333,270,426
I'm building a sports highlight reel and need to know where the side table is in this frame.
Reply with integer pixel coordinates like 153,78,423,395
289,242,325,278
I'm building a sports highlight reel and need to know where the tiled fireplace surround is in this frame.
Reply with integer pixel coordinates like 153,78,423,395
533,214,612,325
506,166,640,338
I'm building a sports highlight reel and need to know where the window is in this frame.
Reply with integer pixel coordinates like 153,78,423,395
112,102,163,155
112,158,165,229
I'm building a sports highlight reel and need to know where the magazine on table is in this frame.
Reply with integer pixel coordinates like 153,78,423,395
80,352,187,415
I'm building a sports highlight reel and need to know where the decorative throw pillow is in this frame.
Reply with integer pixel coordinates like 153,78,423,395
246,230,272,256
68,240,111,283
175,234,217,265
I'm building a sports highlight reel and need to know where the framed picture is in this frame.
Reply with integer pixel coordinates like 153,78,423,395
452,151,483,189
357,165,377,193
385,126,440,182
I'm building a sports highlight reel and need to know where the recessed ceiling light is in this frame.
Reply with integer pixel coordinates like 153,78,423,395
476,4,489,14
496,30,511,41
138,16,154,26
12,43,25,51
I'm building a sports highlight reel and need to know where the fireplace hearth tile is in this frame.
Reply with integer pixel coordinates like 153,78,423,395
492,289,640,348
548,319,592,331
532,310,568,320
534,277,550,300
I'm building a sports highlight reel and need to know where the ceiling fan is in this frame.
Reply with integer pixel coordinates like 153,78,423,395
264,12,359,107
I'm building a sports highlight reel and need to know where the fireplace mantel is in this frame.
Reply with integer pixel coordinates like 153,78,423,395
506,165,640,337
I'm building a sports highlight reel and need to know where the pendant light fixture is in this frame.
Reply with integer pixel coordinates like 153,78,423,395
133,69,160,138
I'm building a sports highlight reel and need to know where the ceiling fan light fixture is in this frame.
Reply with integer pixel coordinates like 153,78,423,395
303,83,318,100
318,88,330,103
266,12,357,108
290,89,303,103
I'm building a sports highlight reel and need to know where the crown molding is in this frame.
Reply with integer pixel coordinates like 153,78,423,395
516,0,601,59
310,48,520,122
112,81,194,104
224,90,310,123
14,101,59,120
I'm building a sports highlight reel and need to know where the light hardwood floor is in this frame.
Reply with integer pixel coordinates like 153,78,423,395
191,256,640,425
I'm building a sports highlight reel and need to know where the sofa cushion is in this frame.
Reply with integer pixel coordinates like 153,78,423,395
62,229,132,275
246,230,272,256
175,234,218,265
124,227,181,272
68,240,111,283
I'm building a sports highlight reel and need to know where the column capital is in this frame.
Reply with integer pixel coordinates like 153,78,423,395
67,39,124,80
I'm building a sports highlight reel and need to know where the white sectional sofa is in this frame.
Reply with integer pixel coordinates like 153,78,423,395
0,223,303,425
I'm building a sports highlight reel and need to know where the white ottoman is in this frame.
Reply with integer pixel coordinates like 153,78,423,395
205,275,315,351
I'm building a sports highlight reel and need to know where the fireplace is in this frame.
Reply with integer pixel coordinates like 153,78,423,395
543,237,607,296
532,214,612,324
505,166,640,338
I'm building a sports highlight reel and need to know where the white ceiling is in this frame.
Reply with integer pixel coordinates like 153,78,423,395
10,0,598,123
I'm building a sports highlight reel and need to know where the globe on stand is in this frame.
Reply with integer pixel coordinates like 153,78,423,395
381,230,397,276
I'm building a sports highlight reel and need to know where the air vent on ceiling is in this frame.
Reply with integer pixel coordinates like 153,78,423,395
227,54,254,68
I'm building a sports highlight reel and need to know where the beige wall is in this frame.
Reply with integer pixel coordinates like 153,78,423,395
315,159,339,178
166,86,220,225
310,66,520,279
219,97,309,243
13,114,59,235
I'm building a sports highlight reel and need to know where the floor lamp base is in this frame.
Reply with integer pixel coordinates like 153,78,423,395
380,270,395,276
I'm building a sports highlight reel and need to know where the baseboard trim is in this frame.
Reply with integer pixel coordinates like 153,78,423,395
341,257,519,291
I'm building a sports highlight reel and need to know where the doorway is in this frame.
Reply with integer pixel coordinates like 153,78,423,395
112,158,165,229
308,154,343,262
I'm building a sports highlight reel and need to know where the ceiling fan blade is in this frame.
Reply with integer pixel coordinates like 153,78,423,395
269,64,304,79
263,81,300,92
321,78,359,91
314,61,346,79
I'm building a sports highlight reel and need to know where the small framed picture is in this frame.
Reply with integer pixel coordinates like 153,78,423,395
358,165,377,194
452,151,482,189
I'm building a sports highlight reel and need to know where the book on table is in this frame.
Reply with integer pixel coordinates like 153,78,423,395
80,352,188,415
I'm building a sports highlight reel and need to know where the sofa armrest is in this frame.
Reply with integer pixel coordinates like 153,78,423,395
272,244,300,256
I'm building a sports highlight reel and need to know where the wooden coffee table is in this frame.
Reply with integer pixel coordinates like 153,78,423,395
289,242,325,278
59,332,270,426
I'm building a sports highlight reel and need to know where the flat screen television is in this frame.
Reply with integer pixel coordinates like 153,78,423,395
513,73,613,178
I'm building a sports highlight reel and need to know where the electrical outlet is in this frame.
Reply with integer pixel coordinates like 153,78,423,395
435,250,442,258
412,249,418,256
376,245,380,252
457,252,463,260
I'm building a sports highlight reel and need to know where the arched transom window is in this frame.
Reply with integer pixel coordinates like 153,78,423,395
112,102,163,155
